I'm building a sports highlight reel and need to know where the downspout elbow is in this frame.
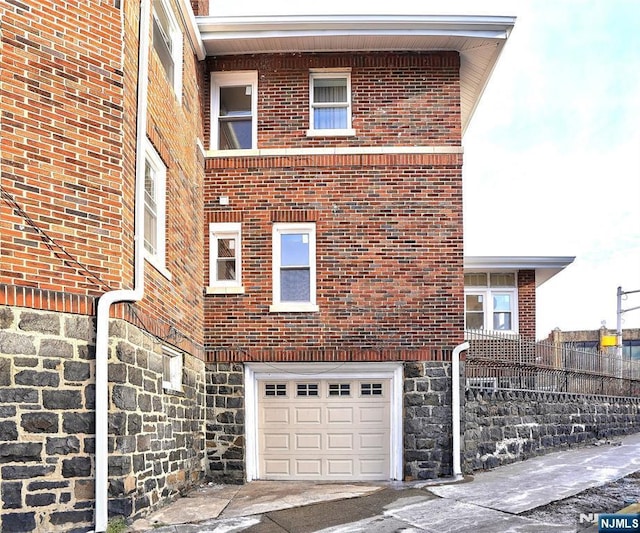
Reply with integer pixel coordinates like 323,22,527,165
452,341,469,480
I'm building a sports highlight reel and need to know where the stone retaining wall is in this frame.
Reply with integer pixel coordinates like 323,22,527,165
463,388,640,472
0,307,206,532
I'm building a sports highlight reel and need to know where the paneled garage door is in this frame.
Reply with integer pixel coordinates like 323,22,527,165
258,378,391,480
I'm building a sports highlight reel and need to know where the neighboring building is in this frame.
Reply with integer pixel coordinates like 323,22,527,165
547,327,640,360
0,2,520,531
1,1,209,531
464,256,575,339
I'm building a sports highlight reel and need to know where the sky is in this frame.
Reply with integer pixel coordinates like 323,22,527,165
211,1,640,338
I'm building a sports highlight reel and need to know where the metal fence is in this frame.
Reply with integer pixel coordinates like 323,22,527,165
465,330,640,397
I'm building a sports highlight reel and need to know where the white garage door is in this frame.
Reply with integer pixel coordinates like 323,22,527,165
258,378,391,480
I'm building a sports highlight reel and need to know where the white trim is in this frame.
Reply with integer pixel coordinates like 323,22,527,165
152,0,183,102
244,362,403,481
464,271,519,334
143,140,168,272
210,70,258,151
308,69,353,136
175,0,205,60
162,345,183,392
209,222,242,289
205,145,463,158
271,222,317,312
206,286,245,295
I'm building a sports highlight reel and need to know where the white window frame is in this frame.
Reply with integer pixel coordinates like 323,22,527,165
152,0,183,101
464,272,518,334
211,71,258,151
143,140,169,277
162,345,183,392
307,68,355,137
207,222,244,294
270,222,318,313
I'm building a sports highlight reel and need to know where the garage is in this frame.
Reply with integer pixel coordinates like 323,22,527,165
245,363,403,481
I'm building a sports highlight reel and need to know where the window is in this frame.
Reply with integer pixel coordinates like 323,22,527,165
208,223,243,293
307,69,355,136
270,223,318,313
328,383,351,397
265,383,287,397
464,272,517,332
162,345,183,392
152,0,182,99
143,140,167,272
361,383,383,396
297,383,319,397
211,71,257,150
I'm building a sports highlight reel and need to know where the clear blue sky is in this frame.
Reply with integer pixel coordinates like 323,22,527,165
212,0,640,337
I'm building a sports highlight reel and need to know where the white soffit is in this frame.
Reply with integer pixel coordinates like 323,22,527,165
464,256,576,288
195,14,515,134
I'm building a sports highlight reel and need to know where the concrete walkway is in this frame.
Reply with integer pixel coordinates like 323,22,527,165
129,432,640,532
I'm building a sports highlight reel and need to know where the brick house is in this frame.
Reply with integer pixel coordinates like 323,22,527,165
0,2,526,531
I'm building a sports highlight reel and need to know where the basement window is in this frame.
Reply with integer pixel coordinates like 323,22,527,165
162,345,183,392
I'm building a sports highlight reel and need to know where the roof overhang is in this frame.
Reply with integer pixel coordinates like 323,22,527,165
464,256,576,288
195,14,515,134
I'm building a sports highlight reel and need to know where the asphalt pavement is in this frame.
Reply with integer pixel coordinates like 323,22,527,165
129,431,640,533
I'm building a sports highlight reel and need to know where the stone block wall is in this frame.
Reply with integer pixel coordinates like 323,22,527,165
403,361,459,480
0,307,206,532
205,363,245,484
463,389,640,472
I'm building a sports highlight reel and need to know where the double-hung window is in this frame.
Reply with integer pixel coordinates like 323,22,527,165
270,223,318,313
143,140,168,274
152,0,182,99
211,71,258,150
208,223,244,293
307,69,355,136
464,272,517,333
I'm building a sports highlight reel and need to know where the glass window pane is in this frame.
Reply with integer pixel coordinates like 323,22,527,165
281,268,310,302
219,119,252,150
218,238,235,258
466,294,484,311
144,203,157,254
216,259,236,281
314,107,347,130
493,312,512,330
313,78,347,103
493,294,511,311
220,86,251,116
464,273,488,287
281,234,309,266
466,312,484,329
153,15,174,83
490,273,516,287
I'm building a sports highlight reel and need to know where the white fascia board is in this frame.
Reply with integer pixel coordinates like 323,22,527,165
177,0,206,60
197,14,515,35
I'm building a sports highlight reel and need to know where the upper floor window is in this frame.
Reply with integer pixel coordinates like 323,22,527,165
211,71,258,150
270,223,318,313
152,0,183,99
307,69,355,137
207,222,244,293
143,140,167,273
464,272,517,333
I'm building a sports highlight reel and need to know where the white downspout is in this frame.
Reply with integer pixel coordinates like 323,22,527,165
452,341,469,480
94,1,151,530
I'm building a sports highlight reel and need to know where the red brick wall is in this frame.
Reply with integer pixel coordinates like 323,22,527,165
207,52,461,149
1,0,206,354
204,152,464,361
518,270,536,340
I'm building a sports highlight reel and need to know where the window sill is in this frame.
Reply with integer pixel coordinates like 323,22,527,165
206,286,246,295
269,303,320,313
306,128,356,137
145,254,172,281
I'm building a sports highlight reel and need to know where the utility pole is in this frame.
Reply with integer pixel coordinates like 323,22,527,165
616,286,640,357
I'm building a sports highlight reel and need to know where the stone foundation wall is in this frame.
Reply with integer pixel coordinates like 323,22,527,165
0,307,206,532
463,389,640,472
205,363,245,484
403,361,459,480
